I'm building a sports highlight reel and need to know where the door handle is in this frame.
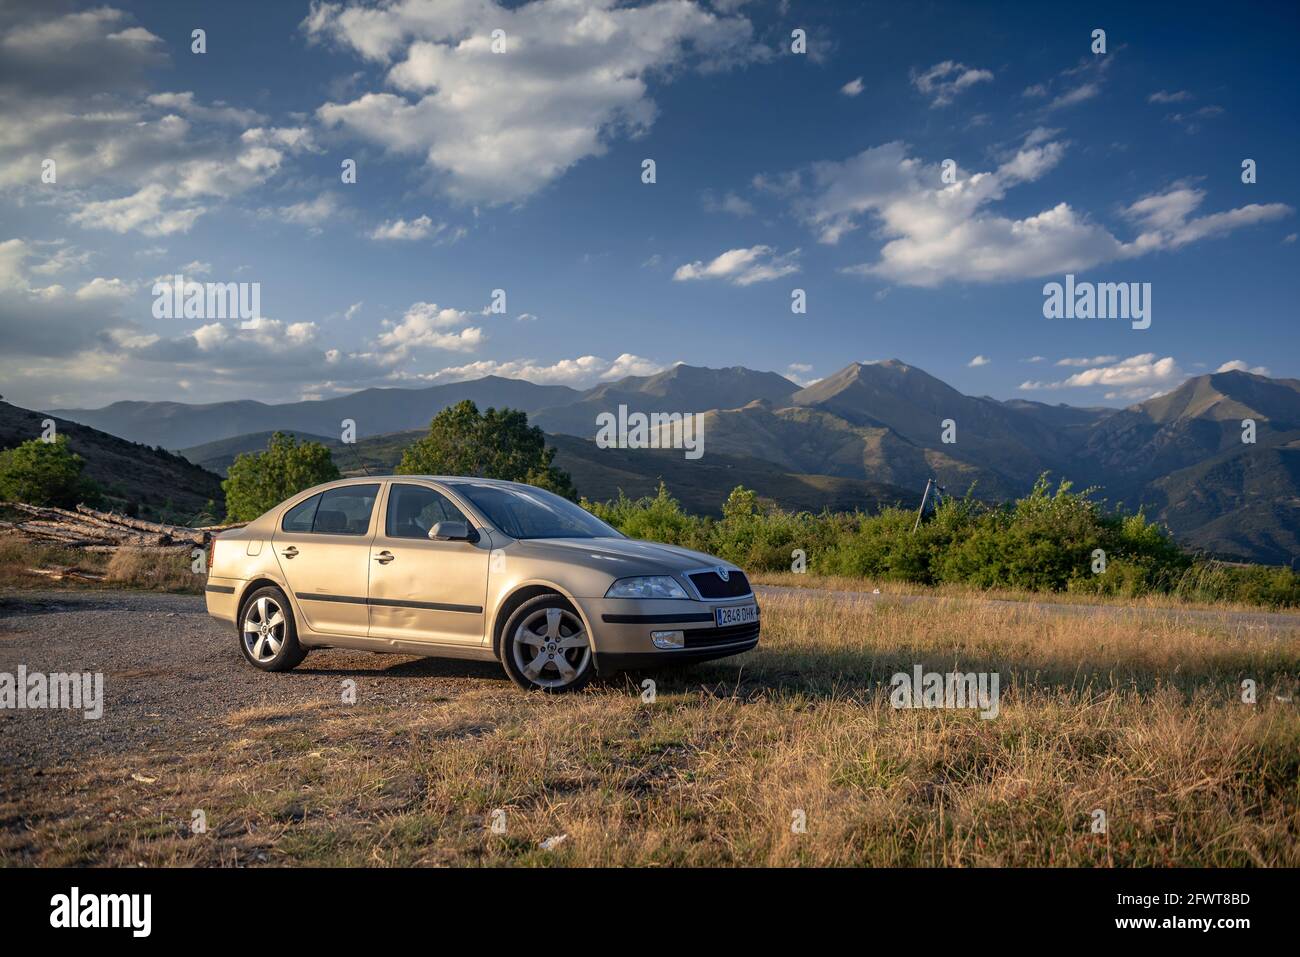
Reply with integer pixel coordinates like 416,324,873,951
281,546,298,559
374,550,395,564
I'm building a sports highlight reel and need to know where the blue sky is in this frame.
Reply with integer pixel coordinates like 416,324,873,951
1,0,1296,411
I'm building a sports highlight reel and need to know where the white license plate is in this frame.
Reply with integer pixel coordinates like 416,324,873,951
714,603,758,627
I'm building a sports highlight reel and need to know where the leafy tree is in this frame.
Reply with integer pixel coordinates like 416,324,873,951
0,435,99,508
398,400,577,500
222,432,339,522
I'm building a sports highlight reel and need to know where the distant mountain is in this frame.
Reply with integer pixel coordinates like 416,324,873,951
46,360,1300,565
332,427,919,518
49,375,582,449
0,401,223,520
531,364,798,437
179,430,342,476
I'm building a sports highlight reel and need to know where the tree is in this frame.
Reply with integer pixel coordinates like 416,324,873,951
0,435,99,508
398,400,577,500
222,432,340,522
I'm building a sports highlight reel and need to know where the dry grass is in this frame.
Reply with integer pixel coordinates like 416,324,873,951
2,591,1296,867
0,533,200,593
752,570,1293,615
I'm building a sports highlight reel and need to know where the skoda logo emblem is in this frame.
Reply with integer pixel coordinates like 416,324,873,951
716,566,730,582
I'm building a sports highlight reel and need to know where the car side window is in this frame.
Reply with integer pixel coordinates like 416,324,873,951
311,484,380,535
386,484,470,540
281,493,321,532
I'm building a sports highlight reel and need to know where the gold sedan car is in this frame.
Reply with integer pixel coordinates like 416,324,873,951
205,477,760,692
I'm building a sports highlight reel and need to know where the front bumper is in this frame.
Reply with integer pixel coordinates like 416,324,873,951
582,596,760,675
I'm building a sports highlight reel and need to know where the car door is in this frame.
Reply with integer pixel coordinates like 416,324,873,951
367,481,491,646
273,483,380,637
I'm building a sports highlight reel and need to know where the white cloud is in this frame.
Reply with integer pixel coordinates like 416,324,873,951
776,139,1293,286
376,301,483,353
74,277,134,301
344,301,363,320
911,61,992,107
1056,355,1119,367
841,77,864,97
1022,356,1046,363
1124,185,1292,250
308,0,764,204
421,352,664,387
1020,354,1182,399
277,193,341,228
369,214,436,241
966,355,990,367
1148,90,1193,104
702,190,755,216
1216,360,1270,376
673,245,799,285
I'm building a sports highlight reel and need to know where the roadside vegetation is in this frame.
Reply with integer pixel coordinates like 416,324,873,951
2,589,1295,867
585,480,1300,608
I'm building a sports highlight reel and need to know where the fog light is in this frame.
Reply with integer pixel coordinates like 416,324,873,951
651,630,685,650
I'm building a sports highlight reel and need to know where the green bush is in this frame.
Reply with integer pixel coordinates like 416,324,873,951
0,435,100,508
222,432,340,522
581,474,1297,608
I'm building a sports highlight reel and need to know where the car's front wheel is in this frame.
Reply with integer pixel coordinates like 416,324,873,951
499,594,593,693
239,586,307,672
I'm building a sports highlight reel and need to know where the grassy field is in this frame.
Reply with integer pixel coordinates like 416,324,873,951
2,588,1296,867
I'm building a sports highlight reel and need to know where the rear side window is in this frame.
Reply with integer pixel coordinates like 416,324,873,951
386,484,470,539
311,484,380,535
281,493,321,532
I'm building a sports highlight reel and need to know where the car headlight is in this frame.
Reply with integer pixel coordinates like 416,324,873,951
605,576,689,600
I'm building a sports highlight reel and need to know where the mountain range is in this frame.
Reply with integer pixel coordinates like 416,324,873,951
39,360,1300,565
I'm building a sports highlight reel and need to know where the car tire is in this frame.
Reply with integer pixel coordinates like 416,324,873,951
238,586,307,672
498,594,594,693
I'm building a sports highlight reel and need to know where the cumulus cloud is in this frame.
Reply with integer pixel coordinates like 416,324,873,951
911,61,992,107
376,300,484,353
966,355,990,367
841,77,864,97
1020,353,1182,399
673,245,799,285
1123,185,1292,251
769,137,1293,286
1056,355,1119,367
1216,360,1270,376
369,214,437,240
701,190,755,216
307,0,764,204
419,352,665,387
0,7,314,234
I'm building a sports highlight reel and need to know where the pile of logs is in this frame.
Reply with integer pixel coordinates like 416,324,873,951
0,502,244,553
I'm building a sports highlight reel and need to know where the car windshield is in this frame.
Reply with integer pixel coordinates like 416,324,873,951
451,483,620,540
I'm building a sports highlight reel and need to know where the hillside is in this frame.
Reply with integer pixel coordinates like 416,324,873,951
50,376,582,450
52,360,1300,565
0,400,224,520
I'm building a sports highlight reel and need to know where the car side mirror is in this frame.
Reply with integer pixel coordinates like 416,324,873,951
429,521,476,543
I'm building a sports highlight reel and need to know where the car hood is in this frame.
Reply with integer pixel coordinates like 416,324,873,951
505,536,733,578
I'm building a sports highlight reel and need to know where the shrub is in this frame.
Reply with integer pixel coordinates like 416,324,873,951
0,435,100,508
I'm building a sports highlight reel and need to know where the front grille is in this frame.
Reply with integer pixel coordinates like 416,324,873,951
683,621,760,648
688,570,752,599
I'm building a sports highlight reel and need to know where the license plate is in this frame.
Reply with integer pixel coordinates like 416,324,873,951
714,603,758,627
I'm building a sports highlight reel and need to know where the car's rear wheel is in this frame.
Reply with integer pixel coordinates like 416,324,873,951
239,586,307,672
500,594,593,693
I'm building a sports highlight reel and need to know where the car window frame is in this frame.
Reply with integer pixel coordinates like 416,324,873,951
289,483,381,537
383,481,474,541
280,491,323,534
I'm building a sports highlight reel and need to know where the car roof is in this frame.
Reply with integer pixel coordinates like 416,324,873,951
319,475,526,488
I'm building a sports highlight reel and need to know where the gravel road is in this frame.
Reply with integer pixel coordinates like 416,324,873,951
2,586,1297,776
0,590,503,776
